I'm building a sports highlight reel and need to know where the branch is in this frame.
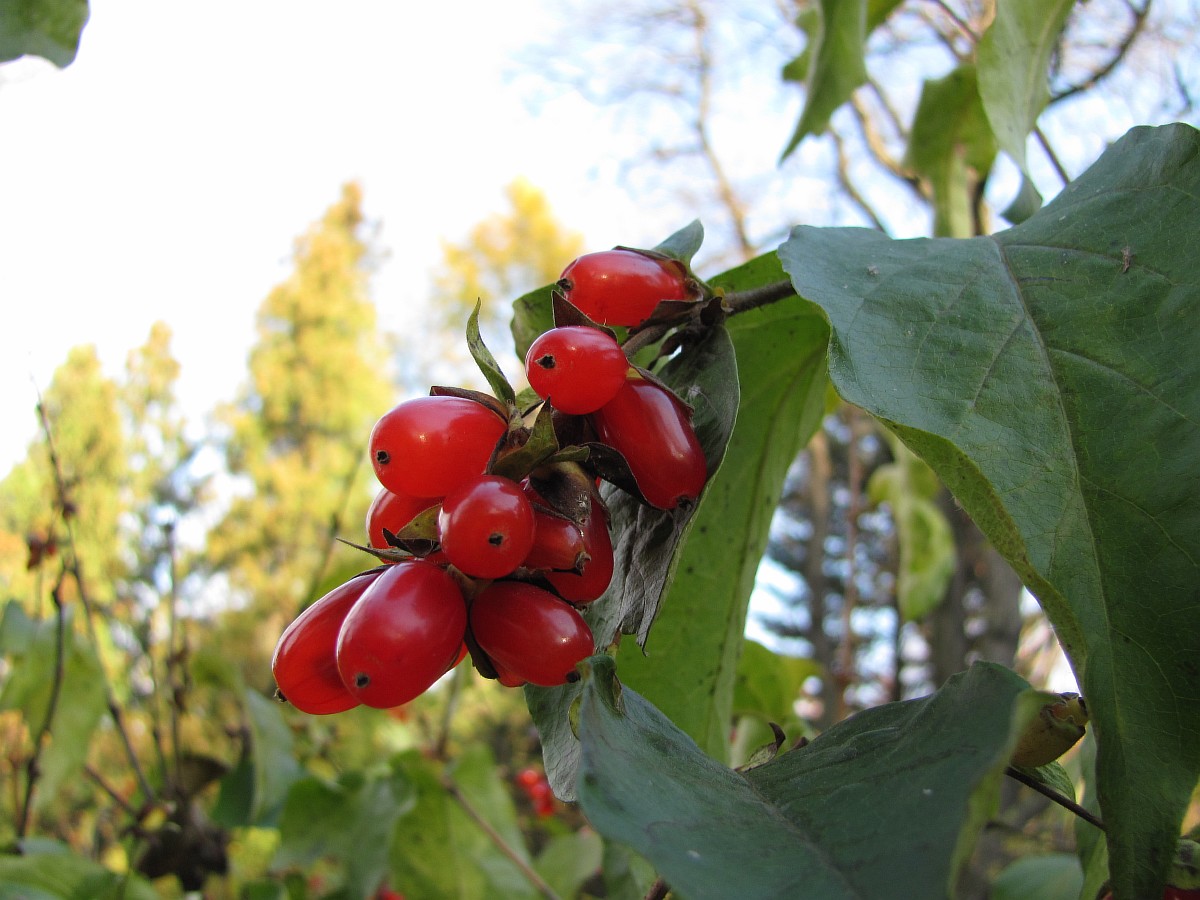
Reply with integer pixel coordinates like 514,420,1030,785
443,777,564,900
1051,0,1152,104
1005,765,1106,832
16,573,69,838
832,129,889,231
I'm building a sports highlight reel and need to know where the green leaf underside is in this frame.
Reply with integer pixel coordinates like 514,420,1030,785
577,656,1033,900
976,0,1073,211
244,690,302,825
614,252,828,760
779,124,1200,898
652,219,704,266
467,301,517,405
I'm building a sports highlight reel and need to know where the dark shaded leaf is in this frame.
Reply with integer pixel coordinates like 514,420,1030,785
466,301,516,406
0,0,89,67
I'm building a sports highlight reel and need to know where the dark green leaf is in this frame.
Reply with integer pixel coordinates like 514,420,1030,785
466,301,516,406
976,0,1073,188
615,252,827,758
0,0,89,67
511,284,557,363
576,655,1037,900
1009,760,1075,805
273,768,414,897
779,123,1200,899
780,0,868,160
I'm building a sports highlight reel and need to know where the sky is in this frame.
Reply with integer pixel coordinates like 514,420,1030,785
0,0,699,475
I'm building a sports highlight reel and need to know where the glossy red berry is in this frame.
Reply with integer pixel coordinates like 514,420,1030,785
366,486,439,553
335,560,467,709
522,483,589,572
544,496,613,604
272,571,383,715
471,581,593,687
524,326,629,414
438,476,536,578
369,396,506,498
558,249,691,327
590,376,707,509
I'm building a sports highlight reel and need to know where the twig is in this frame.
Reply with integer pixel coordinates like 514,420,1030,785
1033,126,1071,187
1051,0,1152,104
443,777,564,900
34,398,157,806
644,877,671,900
16,573,69,838
1004,765,1106,831
432,661,470,761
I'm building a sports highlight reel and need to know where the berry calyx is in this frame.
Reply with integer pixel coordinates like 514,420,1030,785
545,496,613,603
524,326,629,414
558,249,692,327
369,395,506,498
438,475,536,579
366,486,439,554
470,581,593,686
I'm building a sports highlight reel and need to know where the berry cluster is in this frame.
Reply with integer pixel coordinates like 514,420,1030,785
272,248,708,715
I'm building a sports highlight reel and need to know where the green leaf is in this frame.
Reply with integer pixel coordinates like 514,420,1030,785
991,853,1084,900
906,65,998,238
0,0,89,67
389,744,537,900
466,301,516,406
534,829,603,900
732,638,823,725
1010,759,1076,806
613,253,827,760
0,604,107,813
780,0,868,161
243,690,302,826
273,768,414,897
778,123,1200,899
650,220,704,267
510,284,557,363
0,852,157,900
976,0,1074,210
866,434,955,620
576,655,1036,900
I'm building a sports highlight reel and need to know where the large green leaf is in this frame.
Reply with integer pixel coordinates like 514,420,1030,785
0,0,89,66
576,655,1039,899
781,0,868,160
243,690,303,826
615,252,828,759
778,123,1200,899
976,0,1074,216
273,768,415,897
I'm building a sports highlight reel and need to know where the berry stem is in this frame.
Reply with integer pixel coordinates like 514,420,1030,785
1004,765,1105,831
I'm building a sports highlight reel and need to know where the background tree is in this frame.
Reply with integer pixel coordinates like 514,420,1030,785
205,182,394,689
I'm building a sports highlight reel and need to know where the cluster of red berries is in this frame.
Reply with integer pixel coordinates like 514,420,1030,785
515,767,556,818
272,248,708,715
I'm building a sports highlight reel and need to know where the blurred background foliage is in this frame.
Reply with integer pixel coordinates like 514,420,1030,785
3,0,1198,897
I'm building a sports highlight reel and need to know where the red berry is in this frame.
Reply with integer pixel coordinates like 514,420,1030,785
516,767,543,789
544,496,613,604
369,396,506,498
471,581,593,687
438,476,536,579
336,560,467,708
524,326,629,414
590,376,707,509
366,486,439,554
521,483,589,572
558,249,691,327
272,571,382,715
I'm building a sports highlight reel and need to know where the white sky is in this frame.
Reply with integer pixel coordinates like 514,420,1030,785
0,0,694,475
